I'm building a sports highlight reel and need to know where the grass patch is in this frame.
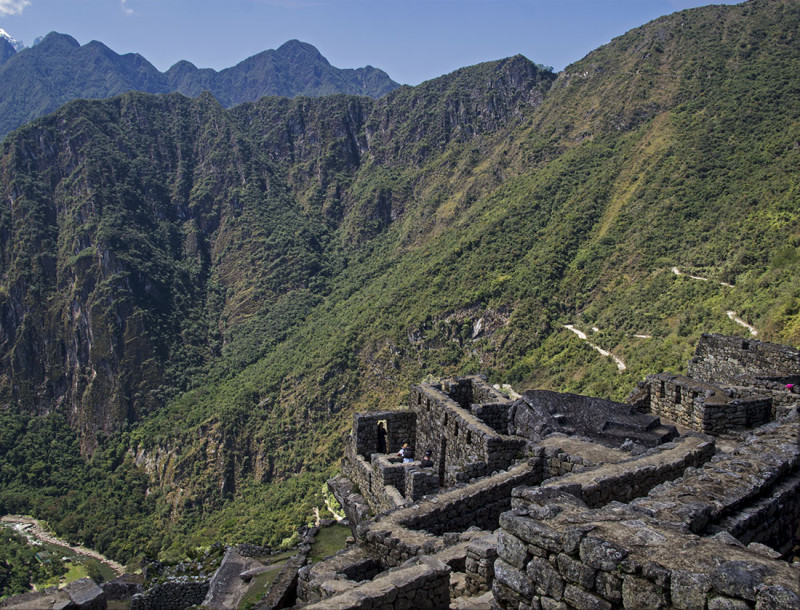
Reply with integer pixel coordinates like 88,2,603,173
309,524,351,564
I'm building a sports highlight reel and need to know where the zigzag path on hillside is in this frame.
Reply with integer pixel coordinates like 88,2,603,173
563,325,627,371
671,267,758,336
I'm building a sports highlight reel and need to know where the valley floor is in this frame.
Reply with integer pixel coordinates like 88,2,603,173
0,515,124,577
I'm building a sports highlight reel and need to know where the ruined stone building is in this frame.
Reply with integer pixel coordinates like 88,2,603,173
296,334,800,609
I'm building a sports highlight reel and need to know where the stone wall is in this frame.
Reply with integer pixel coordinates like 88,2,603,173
539,444,595,478
129,578,210,610
394,459,544,537
465,534,499,595
350,410,416,459
470,402,513,434
327,475,371,536
101,576,143,601
372,454,407,497
630,419,800,553
340,451,409,515
296,547,382,605
635,372,773,434
319,338,800,609
493,488,800,610
715,470,800,553
302,559,451,610
406,467,440,501
537,434,715,508
411,383,525,486
441,376,511,409
356,460,545,571
253,555,305,610
726,383,800,416
689,333,800,386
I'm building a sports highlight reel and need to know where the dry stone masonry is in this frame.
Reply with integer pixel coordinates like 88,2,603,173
631,334,800,433
7,334,794,609
308,335,800,609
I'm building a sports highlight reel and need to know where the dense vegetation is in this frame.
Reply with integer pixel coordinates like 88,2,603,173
0,35,398,139
0,528,66,600
0,0,798,571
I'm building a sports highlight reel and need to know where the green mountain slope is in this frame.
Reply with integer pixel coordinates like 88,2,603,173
0,38,16,65
0,35,399,140
0,0,798,563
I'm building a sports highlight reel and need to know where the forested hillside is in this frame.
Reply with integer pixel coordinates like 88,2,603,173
0,0,798,564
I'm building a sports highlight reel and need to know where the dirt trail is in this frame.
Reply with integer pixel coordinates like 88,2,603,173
726,310,758,336
671,266,734,287
1,515,125,575
563,325,627,371
670,267,758,336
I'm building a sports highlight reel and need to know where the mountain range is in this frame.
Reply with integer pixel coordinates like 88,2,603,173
0,0,798,565
0,33,399,139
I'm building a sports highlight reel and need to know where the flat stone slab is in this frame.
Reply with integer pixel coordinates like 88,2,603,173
538,436,630,464
202,548,266,610
65,578,106,610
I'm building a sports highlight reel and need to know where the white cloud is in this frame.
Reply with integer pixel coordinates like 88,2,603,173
121,0,134,16
0,0,30,17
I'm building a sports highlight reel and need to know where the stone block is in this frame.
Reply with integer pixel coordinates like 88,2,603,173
556,553,595,589
708,596,751,610
670,570,711,609
500,513,562,552
65,578,106,610
563,584,612,610
527,556,565,600
710,560,770,601
561,525,595,555
579,537,629,572
498,530,529,569
594,571,622,604
621,574,668,610
756,585,800,609
540,598,568,610
495,558,535,599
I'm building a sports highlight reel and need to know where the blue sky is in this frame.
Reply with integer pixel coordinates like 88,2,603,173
1,0,743,85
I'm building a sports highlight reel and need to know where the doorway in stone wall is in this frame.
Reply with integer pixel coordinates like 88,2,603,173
377,420,388,454
438,437,447,486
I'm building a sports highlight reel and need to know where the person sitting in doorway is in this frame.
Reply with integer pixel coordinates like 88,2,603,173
420,450,434,468
398,443,415,463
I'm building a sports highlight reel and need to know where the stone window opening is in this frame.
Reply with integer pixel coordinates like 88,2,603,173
676,386,682,404
659,380,665,397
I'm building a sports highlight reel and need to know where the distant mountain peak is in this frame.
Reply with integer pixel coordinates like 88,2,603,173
37,31,80,48
0,28,24,51
275,39,329,63
0,34,400,139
